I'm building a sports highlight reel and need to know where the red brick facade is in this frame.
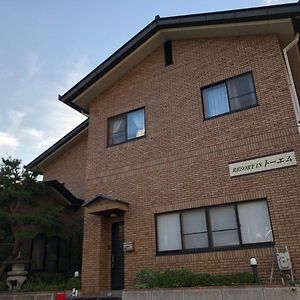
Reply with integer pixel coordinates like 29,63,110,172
42,133,88,199
80,34,300,293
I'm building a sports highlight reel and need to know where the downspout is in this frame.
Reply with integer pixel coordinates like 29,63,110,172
283,33,300,134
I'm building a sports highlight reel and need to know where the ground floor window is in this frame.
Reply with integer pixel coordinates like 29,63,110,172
156,199,274,254
31,235,71,272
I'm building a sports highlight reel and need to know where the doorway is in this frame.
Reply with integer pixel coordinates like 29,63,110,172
111,222,124,290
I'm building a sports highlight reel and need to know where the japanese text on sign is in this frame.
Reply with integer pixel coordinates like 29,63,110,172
229,151,297,177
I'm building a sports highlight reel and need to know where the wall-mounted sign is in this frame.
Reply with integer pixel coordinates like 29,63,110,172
229,151,297,177
123,242,134,252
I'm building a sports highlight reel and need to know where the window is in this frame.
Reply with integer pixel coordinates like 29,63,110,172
45,237,59,272
108,108,145,146
238,201,274,244
202,72,257,119
157,213,181,251
156,199,273,254
182,209,208,249
210,205,239,247
31,235,46,270
30,235,71,272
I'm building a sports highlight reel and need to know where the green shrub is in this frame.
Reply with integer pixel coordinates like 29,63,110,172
64,277,81,290
19,272,80,292
153,269,194,288
134,268,253,289
21,282,65,292
28,272,69,285
191,273,213,286
192,272,253,286
134,268,156,288
0,281,7,292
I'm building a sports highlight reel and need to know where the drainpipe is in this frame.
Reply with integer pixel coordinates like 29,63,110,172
283,33,300,134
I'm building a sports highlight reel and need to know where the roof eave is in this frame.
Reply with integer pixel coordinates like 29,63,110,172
82,194,130,207
26,119,89,169
45,180,84,207
59,2,300,111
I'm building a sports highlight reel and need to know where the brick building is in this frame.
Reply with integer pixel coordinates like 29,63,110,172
28,2,300,296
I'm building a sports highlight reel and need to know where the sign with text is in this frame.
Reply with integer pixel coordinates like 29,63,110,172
229,151,297,177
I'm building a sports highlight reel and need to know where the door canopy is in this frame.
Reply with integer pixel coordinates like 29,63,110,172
82,194,129,216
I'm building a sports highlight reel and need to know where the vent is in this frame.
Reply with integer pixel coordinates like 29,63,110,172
164,40,173,66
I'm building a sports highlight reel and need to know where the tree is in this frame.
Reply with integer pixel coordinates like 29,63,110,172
0,157,63,278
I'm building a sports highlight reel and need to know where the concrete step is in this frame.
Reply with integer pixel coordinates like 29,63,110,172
70,290,122,300
72,298,121,300
68,295,122,300
70,297,121,300
99,297,122,300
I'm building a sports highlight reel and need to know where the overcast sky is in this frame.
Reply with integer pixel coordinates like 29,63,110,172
0,0,297,164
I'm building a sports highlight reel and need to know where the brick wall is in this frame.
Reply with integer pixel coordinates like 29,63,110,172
42,133,88,199
81,34,300,293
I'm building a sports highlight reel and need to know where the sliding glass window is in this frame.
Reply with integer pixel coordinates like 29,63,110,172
156,199,273,254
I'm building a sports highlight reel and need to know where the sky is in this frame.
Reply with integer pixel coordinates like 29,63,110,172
0,0,297,165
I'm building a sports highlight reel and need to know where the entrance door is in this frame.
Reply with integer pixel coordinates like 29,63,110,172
111,222,124,290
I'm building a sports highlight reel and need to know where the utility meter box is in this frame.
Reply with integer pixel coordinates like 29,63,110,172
276,251,292,270
123,242,134,252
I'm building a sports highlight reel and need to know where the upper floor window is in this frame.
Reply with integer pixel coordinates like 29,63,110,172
108,107,145,146
156,199,273,254
202,72,257,119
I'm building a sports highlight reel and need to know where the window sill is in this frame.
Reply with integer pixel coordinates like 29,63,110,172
107,135,146,148
156,241,274,257
204,104,259,121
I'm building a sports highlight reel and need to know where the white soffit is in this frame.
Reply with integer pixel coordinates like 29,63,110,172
74,19,295,112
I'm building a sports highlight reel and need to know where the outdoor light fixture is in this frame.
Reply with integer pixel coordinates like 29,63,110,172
250,257,258,283
74,271,80,278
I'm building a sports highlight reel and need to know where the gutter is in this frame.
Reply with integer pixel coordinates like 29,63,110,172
58,2,300,111
283,32,300,134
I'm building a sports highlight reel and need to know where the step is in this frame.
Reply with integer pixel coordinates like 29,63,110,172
68,297,122,300
70,290,122,300
70,297,121,300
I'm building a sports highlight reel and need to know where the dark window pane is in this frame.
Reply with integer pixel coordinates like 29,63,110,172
20,239,31,260
212,229,240,247
184,233,208,249
127,109,145,140
110,116,126,134
108,116,126,145
210,205,237,231
182,209,207,234
227,73,255,99
210,205,240,247
182,209,208,249
111,131,126,145
45,237,59,272
229,93,257,111
31,235,45,270
58,239,70,272
203,83,229,118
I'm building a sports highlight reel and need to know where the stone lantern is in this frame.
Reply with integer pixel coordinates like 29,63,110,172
5,252,30,291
